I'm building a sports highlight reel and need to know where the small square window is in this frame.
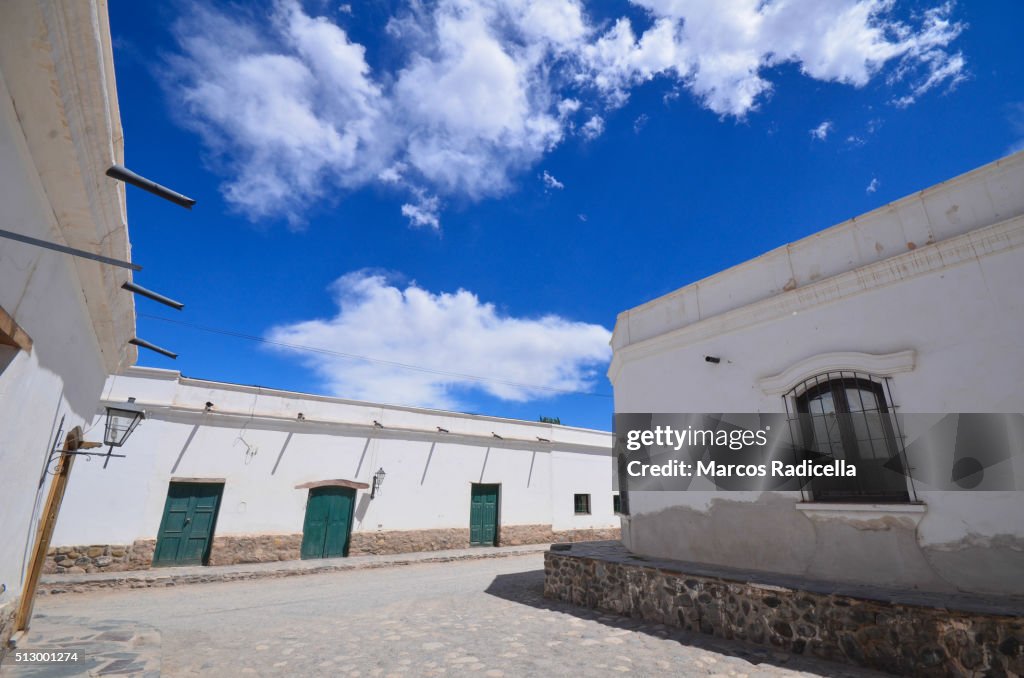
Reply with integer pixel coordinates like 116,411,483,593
574,493,591,515
613,494,621,514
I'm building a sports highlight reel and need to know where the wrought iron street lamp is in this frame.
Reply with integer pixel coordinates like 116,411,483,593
104,397,146,447
101,397,146,467
52,397,146,469
371,467,386,499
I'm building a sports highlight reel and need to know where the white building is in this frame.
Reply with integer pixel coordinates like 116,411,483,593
0,0,137,653
47,367,619,571
611,151,1024,595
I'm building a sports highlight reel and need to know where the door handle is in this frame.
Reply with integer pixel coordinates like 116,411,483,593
184,517,191,526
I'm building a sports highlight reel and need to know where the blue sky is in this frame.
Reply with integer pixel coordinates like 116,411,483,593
110,0,1024,430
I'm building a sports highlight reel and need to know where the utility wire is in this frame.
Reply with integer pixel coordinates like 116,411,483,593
137,313,613,399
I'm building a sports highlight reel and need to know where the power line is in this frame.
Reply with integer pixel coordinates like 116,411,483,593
137,313,613,399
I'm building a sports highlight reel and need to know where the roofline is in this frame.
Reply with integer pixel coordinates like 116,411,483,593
614,149,1024,327
116,366,613,435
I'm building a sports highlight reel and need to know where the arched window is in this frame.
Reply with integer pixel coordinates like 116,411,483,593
788,372,912,502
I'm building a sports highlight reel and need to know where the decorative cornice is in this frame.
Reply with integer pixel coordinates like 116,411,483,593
109,402,613,456
114,366,613,438
757,350,916,395
608,215,1024,383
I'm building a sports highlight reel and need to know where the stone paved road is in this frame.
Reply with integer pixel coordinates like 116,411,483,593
30,554,892,677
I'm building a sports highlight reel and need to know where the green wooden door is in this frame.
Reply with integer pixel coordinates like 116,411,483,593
153,482,223,567
301,487,355,559
469,484,499,546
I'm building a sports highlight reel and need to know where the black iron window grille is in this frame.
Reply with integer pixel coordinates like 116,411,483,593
784,371,916,503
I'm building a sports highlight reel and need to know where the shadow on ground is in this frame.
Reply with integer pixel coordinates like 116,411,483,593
485,568,891,678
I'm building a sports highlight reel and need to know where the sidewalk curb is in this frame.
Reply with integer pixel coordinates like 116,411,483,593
38,544,550,595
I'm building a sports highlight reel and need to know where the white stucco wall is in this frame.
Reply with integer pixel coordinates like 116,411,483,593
611,152,1024,595
0,0,134,620
51,369,617,546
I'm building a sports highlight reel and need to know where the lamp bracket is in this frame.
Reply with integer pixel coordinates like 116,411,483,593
46,440,126,474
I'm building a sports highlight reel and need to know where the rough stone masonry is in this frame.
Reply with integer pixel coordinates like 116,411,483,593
44,526,620,573
543,541,1024,677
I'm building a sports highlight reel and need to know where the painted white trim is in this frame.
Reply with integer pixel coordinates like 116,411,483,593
121,366,179,381
610,150,1024,360
795,502,926,525
117,403,612,456
757,350,916,395
117,366,613,436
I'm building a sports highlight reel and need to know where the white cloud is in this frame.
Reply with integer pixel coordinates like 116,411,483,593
265,270,612,409
400,191,441,229
581,0,965,117
168,3,388,224
168,0,967,224
580,115,605,139
541,170,565,190
866,177,880,193
377,162,407,184
810,120,834,141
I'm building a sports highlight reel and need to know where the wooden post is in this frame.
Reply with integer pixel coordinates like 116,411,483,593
14,428,81,633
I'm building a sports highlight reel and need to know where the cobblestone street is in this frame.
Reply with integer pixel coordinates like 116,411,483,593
19,554,892,677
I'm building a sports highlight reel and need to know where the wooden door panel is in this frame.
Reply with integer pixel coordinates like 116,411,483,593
154,482,223,566
470,484,499,546
301,490,330,559
303,487,355,559
324,489,353,558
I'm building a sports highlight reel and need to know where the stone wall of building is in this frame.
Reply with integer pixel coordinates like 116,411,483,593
554,528,621,543
0,600,16,663
350,528,470,555
544,543,1024,677
43,526,621,572
43,541,155,574
349,525,620,554
208,535,302,565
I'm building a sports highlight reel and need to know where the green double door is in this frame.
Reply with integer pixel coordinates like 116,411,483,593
469,484,499,546
301,487,355,559
153,482,223,567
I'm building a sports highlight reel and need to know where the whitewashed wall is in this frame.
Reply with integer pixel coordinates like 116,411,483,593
611,153,1024,595
0,0,134,630
51,368,617,546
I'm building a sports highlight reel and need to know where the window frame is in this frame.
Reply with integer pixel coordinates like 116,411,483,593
788,371,913,503
573,493,591,515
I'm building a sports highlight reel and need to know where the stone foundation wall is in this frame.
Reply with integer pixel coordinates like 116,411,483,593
45,525,621,571
496,524,553,545
350,528,470,555
0,600,16,663
554,528,621,543
208,534,302,565
498,525,621,545
43,541,155,574
544,545,1024,677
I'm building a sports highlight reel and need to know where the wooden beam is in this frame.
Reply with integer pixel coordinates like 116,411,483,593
0,304,32,352
14,429,79,632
